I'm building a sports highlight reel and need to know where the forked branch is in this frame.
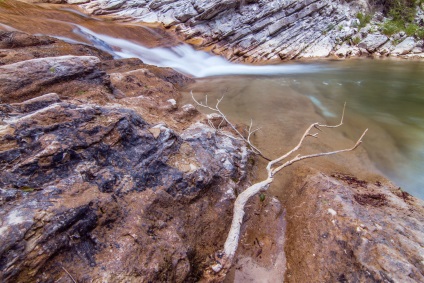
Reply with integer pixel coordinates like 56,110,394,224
192,94,368,280
191,91,265,157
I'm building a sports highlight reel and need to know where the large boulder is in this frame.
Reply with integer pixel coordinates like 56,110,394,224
0,97,250,282
282,168,424,282
358,34,389,52
391,37,417,55
0,31,251,282
0,55,106,103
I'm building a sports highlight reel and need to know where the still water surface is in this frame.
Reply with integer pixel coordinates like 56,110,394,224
184,61,424,199
298,60,424,198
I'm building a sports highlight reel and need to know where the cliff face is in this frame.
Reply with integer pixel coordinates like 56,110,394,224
58,0,424,61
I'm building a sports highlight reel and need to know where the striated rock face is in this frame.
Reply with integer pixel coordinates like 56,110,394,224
0,31,251,282
0,55,105,103
40,0,421,62
74,0,363,62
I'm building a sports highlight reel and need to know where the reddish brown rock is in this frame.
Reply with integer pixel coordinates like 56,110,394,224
0,31,251,282
281,168,424,283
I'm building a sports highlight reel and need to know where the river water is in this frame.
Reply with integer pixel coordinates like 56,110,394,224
183,61,424,200
1,1,423,199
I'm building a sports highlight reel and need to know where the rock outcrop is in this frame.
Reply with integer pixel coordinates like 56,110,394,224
282,168,424,282
0,31,252,282
49,0,424,61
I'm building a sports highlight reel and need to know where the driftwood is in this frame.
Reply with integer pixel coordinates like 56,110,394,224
192,93,367,279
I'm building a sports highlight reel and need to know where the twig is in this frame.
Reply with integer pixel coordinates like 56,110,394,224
62,266,77,283
191,91,269,159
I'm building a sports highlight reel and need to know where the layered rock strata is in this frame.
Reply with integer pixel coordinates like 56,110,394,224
52,0,424,61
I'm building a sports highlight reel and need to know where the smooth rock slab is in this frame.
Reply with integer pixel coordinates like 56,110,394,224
358,34,389,52
0,55,104,103
391,37,417,55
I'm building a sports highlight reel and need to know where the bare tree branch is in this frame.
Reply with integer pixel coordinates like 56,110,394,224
192,94,367,280
191,91,265,157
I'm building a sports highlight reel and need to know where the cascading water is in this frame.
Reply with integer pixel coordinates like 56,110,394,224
72,25,327,78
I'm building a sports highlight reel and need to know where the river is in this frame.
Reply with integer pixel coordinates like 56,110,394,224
1,1,423,199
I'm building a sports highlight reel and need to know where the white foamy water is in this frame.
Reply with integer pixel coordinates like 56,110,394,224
72,25,326,78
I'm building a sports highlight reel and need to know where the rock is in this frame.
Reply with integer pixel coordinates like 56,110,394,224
73,0,372,61
0,31,251,282
300,36,334,58
102,58,194,87
175,104,200,122
0,55,107,103
358,34,389,52
9,93,61,113
0,31,54,48
148,127,162,138
23,0,424,60
282,168,424,282
391,37,417,55
411,46,423,54
334,43,353,58
377,40,395,55
0,100,250,282
68,0,89,3
0,31,113,66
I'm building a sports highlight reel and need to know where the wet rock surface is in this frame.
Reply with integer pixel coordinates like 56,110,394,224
281,168,424,283
1,26,424,283
56,0,424,61
0,31,251,282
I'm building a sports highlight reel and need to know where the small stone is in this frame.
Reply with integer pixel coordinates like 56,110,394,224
180,164,191,172
328,208,337,216
148,128,161,139
167,99,177,107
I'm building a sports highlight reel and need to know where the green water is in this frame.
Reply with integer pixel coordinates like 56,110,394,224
185,60,424,199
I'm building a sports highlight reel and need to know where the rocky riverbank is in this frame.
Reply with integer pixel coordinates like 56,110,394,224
0,30,255,282
1,6,424,283
40,0,424,62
